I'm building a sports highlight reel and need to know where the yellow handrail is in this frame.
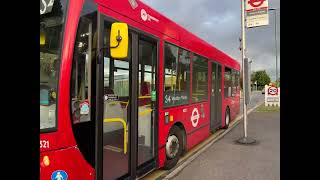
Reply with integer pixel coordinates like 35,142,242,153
105,95,152,109
124,96,152,109
139,96,151,99
107,101,128,105
103,118,127,154
139,108,152,117
192,93,205,96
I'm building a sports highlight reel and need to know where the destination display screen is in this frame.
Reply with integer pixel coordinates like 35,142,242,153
40,0,55,15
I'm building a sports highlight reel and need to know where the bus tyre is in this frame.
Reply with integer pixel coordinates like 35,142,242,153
222,108,230,129
163,126,183,170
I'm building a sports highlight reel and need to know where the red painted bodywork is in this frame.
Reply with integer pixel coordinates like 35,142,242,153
40,0,240,179
40,0,94,179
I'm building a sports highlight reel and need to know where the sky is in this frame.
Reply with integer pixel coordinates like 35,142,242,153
141,0,280,81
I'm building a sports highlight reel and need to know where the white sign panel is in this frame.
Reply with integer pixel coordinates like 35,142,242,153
264,85,280,106
245,0,269,28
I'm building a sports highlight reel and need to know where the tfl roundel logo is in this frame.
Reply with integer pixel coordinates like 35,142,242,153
190,108,200,127
141,9,148,21
248,0,265,8
268,87,278,95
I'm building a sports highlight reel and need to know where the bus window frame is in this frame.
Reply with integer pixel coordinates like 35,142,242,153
224,65,240,99
162,41,192,109
190,52,209,104
40,0,70,134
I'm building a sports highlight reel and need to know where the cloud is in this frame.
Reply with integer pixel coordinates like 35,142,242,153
142,0,280,81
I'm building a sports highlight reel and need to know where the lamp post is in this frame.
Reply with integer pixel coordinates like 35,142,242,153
269,8,278,82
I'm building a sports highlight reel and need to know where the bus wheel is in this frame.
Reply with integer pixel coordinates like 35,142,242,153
163,126,183,170
222,108,230,129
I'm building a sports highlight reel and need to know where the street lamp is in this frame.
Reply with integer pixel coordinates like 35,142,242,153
268,8,279,82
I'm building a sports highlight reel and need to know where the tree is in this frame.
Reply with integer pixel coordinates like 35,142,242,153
251,70,271,90
276,77,280,87
251,71,257,83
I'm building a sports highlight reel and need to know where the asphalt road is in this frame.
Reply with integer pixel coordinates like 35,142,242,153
172,105,280,180
240,90,265,111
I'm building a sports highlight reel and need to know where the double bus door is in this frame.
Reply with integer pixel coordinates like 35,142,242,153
96,15,158,180
210,62,222,132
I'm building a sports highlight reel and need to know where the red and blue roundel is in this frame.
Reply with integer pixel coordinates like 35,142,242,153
248,0,266,8
51,170,68,180
268,86,278,95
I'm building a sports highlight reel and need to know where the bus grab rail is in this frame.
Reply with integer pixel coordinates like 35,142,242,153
139,108,152,117
103,108,152,154
124,95,152,109
103,118,127,154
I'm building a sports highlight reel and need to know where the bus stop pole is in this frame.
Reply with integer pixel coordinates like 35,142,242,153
241,0,248,139
236,0,256,145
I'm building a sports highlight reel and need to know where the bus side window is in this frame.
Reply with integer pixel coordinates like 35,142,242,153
69,1,98,167
224,67,232,98
71,16,95,124
163,43,190,107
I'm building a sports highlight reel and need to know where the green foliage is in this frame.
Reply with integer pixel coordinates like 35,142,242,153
255,104,280,112
251,70,271,90
40,52,58,76
276,77,280,87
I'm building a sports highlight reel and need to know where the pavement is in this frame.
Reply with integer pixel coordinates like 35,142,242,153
170,94,280,180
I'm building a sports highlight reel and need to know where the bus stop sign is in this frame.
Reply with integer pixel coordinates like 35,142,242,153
248,0,265,7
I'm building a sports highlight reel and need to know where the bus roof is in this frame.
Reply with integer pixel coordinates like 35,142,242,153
96,0,240,70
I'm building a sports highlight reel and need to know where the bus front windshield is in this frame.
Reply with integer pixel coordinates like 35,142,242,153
40,0,68,132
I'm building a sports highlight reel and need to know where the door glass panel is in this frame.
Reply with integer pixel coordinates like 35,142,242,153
102,22,130,180
217,64,222,122
71,16,93,124
101,22,156,178
137,39,156,166
211,63,216,97
210,63,217,131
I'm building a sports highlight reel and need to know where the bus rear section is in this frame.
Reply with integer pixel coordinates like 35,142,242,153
157,42,240,169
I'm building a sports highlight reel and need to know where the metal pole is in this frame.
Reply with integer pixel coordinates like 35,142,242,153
241,0,247,138
269,8,278,82
236,0,256,145
275,9,278,82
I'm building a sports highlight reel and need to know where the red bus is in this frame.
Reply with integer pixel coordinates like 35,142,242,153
40,0,240,179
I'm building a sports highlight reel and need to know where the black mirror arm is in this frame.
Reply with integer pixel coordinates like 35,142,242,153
95,30,123,64
110,30,122,48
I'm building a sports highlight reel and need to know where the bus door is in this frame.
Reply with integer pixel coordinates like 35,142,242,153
97,16,158,179
210,62,222,132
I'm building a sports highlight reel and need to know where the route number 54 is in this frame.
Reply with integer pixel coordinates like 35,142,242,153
40,0,55,15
